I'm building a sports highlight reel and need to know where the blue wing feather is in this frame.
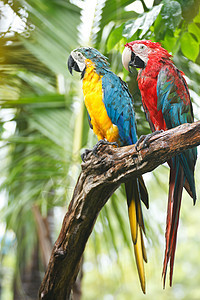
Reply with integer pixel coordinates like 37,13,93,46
102,72,137,146
157,65,197,201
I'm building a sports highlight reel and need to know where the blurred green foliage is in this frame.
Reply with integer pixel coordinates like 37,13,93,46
0,0,200,299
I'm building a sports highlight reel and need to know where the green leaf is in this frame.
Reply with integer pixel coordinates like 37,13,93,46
93,0,138,48
22,0,81,75
188,22,200,42
123,15,145,39
153,13,166,40
161,0,182,30
194,9,200,23
107,24,124,52
161,31,179,54
0,94,66,108
180,32,199,61
178,0,200,22
122,4,163,39
139,4,163,38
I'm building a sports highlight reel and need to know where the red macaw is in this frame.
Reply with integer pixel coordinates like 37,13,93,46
122,40,197,287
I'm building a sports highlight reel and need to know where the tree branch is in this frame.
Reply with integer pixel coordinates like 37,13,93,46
39,120,200,300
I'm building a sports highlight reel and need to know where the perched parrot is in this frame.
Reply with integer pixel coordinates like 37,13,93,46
67,47,149,293
122,40,197,287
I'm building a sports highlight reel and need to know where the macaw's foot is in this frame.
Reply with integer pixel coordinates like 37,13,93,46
81,148,91,162
135,130,164,151
81,140,118,162
93,139,118,157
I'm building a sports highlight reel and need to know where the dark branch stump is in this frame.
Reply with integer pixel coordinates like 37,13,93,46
39,121,200,300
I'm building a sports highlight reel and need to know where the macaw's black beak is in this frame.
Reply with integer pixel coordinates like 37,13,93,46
128,52,145,71
67,54,81,75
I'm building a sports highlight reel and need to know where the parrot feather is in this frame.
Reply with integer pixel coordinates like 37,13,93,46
123,40,197,288
68,47,149,293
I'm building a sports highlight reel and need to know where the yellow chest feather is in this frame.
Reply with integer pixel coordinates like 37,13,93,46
82,60,119,142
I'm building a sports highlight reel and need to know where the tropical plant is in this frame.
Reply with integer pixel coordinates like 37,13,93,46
0,0,200,299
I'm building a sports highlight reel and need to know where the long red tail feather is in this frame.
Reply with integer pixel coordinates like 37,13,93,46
162,158,184,288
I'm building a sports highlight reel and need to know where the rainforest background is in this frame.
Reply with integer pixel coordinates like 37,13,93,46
0,0,200,299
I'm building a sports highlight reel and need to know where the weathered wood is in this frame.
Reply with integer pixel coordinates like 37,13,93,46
39,121,200,300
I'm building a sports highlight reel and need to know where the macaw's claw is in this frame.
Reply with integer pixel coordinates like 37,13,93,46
81,139,118,162
93,139,118,157
81,148,91,162
135,130,164,151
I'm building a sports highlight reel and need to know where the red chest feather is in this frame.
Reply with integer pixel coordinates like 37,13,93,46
138,69,167,131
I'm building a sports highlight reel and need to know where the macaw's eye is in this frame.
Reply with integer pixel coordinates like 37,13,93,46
76,52,85,62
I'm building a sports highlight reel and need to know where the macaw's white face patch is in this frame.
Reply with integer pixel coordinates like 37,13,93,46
122,44,149,71
70,50,86,72
130,43,149,65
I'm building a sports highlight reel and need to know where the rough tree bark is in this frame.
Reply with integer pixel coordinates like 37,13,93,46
39,121,200,300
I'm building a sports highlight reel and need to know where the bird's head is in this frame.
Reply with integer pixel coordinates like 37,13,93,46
67,47,109,78
122,40,171,72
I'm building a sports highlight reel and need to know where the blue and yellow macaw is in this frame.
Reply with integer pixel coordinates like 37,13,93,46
67,47,149,293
